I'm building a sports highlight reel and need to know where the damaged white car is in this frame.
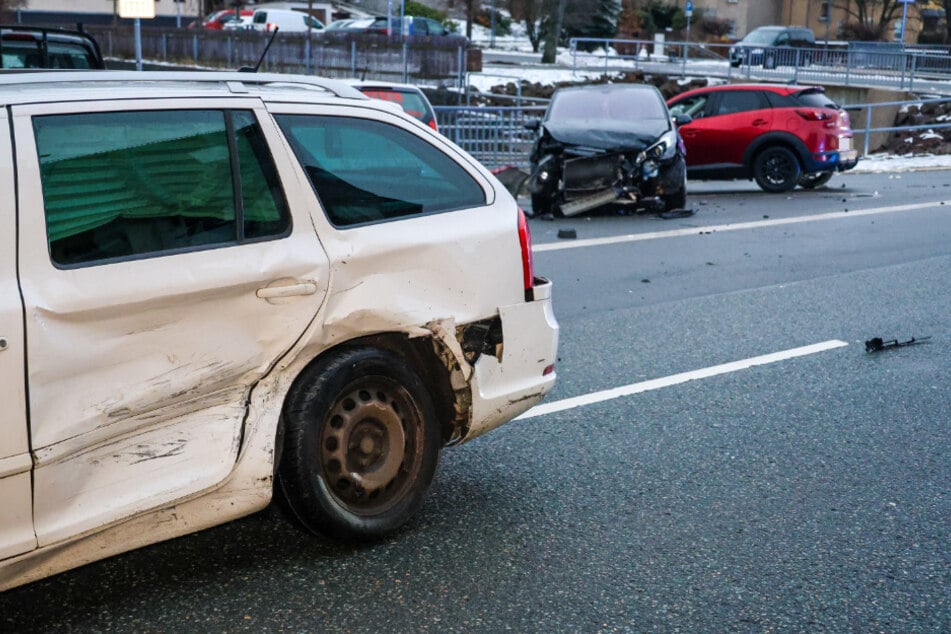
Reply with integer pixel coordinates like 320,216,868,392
0,71,558,590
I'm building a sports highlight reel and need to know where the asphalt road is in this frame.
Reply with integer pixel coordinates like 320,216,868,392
1,171,948,632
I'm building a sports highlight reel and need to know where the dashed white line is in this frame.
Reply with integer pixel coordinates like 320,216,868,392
533,200,951,253
517,339,849,420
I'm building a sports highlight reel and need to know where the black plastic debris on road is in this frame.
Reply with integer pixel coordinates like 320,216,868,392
865,336,932,353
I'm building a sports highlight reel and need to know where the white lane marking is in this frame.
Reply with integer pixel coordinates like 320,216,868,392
517,340,849,420
533,200,951,253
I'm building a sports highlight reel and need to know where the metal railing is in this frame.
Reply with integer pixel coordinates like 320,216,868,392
846,96,951,156
437,96,951,172
84,25,469,88
567,37,951,95
436,105,546,169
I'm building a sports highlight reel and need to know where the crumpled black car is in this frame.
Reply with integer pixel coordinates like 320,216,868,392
526,83,689,218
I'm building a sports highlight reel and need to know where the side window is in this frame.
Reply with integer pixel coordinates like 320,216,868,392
669,94,708,119
34,109,289,267
276,114,486,227
714,91,767,116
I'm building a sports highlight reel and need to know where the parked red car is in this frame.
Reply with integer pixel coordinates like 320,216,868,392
190,9,255,30
667,84,859,192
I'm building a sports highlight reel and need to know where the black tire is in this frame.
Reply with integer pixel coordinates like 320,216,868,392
531,192,563,218
753,146,801,193
660,155,688,211
277,346,441,540
798,171,834,189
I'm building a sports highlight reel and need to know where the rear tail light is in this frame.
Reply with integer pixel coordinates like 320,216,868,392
795,109,832,122
517,207,534,295
428,118,438,131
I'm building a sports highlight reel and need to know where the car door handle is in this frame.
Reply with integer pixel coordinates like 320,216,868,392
256,281,318,299
752,119,769,126
681,130,697,137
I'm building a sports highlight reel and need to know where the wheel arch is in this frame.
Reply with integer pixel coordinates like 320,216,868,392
276,326,475,472
745,132,810,170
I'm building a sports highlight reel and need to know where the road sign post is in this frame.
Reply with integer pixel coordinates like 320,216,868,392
118,0,155,71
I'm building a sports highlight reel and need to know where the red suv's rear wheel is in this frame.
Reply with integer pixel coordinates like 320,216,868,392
753,146,801,193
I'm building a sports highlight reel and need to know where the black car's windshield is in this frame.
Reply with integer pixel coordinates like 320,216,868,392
548,88,668,122
740,28,783,45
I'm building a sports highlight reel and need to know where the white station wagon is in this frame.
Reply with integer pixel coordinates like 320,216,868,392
0,72,558,590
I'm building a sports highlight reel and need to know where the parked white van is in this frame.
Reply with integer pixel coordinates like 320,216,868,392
251,8,324,32
0,71,558,591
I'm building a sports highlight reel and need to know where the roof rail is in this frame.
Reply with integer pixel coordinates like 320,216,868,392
0,70,366,99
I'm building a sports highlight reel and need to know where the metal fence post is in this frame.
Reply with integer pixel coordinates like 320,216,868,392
845,48,852,86
793,49,800,84
193,34,198,64
864,105,872,157
457,46,464,97
161,33,167,61
909,54,917,92
305,37,311,74
402,41,409,83
227,34,233,68
351,40,357,78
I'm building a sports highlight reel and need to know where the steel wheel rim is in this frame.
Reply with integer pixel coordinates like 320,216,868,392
320,376,422,514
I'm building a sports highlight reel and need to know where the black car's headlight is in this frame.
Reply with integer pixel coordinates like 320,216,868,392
637,130,679,164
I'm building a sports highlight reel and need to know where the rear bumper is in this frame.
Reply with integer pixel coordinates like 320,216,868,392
806,148,859,173
463,278,559,441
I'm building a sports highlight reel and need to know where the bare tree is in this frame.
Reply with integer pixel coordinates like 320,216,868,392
833,0,905,32
508,0,546,52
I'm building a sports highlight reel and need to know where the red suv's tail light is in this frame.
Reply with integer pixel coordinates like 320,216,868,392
796,109,832,122
428,118,438,131
517,207,534,294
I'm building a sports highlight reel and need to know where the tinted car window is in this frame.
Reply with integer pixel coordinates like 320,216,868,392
714,91,768,116
34,110,289,266
276,115,485,227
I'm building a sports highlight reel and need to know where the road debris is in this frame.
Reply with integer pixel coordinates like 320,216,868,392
864,336,932,353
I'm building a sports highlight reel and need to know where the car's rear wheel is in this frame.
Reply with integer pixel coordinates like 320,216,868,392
277,347,441,540
753,146,801,193
798,171,834,189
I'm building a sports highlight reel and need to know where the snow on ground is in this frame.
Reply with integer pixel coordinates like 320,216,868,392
849,153,951,173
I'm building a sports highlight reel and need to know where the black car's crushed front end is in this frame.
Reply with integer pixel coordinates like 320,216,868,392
527,127,686,218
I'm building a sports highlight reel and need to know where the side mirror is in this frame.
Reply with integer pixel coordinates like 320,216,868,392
524,119,540,131
673,113,692,127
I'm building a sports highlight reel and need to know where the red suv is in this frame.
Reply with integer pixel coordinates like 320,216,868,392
667,84,859,192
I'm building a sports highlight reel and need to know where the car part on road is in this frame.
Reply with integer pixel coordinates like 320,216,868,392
864,336,932,353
